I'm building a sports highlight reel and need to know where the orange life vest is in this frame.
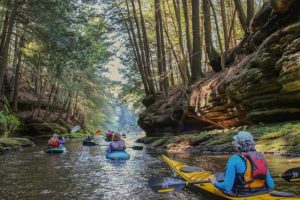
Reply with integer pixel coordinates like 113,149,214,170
49,138,59,147
240,151,268,189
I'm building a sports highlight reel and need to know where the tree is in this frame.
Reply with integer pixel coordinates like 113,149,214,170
190,0,203,83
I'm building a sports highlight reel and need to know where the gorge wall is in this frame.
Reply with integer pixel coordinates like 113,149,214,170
138,0,300,136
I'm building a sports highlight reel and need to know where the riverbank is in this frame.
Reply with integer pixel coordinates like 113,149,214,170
0,138,33,154
136,120,300,156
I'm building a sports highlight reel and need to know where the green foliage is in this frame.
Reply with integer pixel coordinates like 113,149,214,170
0,107,21,138
1,0,116,131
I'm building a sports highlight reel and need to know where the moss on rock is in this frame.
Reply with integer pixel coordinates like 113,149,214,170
137,120,300,155
0,138,33,154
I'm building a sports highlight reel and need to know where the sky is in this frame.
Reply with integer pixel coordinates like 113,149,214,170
92,3,125,82
105,57,124,82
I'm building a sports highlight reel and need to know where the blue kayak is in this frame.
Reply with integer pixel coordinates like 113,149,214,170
46,146,66,154
105,151,130,160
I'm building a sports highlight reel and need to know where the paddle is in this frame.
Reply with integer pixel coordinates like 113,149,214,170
149,167,300,193
148,177,210,193
71,125,81,133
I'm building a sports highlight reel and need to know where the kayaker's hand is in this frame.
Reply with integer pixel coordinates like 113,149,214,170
209,176,217,184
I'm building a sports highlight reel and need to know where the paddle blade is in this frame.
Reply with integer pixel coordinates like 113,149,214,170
282,167,300,182
71,125,81,133
131,146,143,150
148,177,186,193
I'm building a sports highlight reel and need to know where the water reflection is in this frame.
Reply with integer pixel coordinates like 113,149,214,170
0,133,299,200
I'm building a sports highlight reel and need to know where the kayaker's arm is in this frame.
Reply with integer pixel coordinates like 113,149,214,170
214,156,237,192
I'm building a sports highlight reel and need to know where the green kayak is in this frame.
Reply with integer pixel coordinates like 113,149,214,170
45,146,66,154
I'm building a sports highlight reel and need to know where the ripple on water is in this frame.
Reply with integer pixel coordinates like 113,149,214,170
1,136,299,200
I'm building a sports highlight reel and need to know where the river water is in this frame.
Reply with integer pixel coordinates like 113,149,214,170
0,133,299,200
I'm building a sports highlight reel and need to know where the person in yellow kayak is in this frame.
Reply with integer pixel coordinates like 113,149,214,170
106,133,126,152
210,131,275,195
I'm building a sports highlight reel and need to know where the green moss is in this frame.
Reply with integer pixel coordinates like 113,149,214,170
0,138,33,154
65,132,87,139
138,120,300,154
151,137,170,147
136,137,161,144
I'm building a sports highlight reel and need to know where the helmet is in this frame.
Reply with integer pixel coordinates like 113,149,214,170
233,131,254,142
232,131,256,152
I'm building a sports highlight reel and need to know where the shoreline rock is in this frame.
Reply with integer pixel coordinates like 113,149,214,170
137,120,300,156
0,138,34,155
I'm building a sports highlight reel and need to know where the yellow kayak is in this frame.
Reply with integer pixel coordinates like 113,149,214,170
162,155,300,200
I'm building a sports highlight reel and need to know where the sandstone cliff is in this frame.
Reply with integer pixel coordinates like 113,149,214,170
138,0,300,136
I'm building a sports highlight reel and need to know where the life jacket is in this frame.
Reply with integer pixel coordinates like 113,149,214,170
109,143,116,152
236,151,268,189
107,133,113,138
49,138,59,147
108,140,125,152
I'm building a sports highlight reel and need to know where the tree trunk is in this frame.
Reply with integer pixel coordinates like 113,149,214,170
190,0,203,84
228,8,237,48
131,0,151,93
154,0,168,97
12,34,25,112
34,65,41,97
233,0,247,33
168,50,175,86
125,0,150,95
209,0,224,70
11,24,18,92
0,2,19,95
65,91,73,121
0,11,9,53
162,1,187,85
37,78,46,118
163,22,186,85
182,0,192,69
202,0,221,72
44,83,56,119
71,90,79,120
137,0,155,94
158,0,169,97
220,0,229,56
51,84,60,113
247,0,255,27
173,0,190,82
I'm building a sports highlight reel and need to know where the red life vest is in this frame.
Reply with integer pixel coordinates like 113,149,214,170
49,138,59,147
240,151,268,188
107,132,113,138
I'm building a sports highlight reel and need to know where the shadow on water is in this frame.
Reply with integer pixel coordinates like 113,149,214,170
0,133,299,200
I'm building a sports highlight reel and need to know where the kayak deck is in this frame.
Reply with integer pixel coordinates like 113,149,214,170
46,146,66,154
161,155,300,200
106,151,130,160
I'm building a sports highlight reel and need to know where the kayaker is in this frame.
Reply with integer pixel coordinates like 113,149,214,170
85,135,94,142
210,131,275,195
58,135,65,147
106,133,126,152
48,134,60,147
106,131,113,139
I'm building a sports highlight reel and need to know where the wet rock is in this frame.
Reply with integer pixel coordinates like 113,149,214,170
0,138,33,154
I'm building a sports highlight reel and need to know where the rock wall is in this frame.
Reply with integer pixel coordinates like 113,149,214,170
138,0,300,136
